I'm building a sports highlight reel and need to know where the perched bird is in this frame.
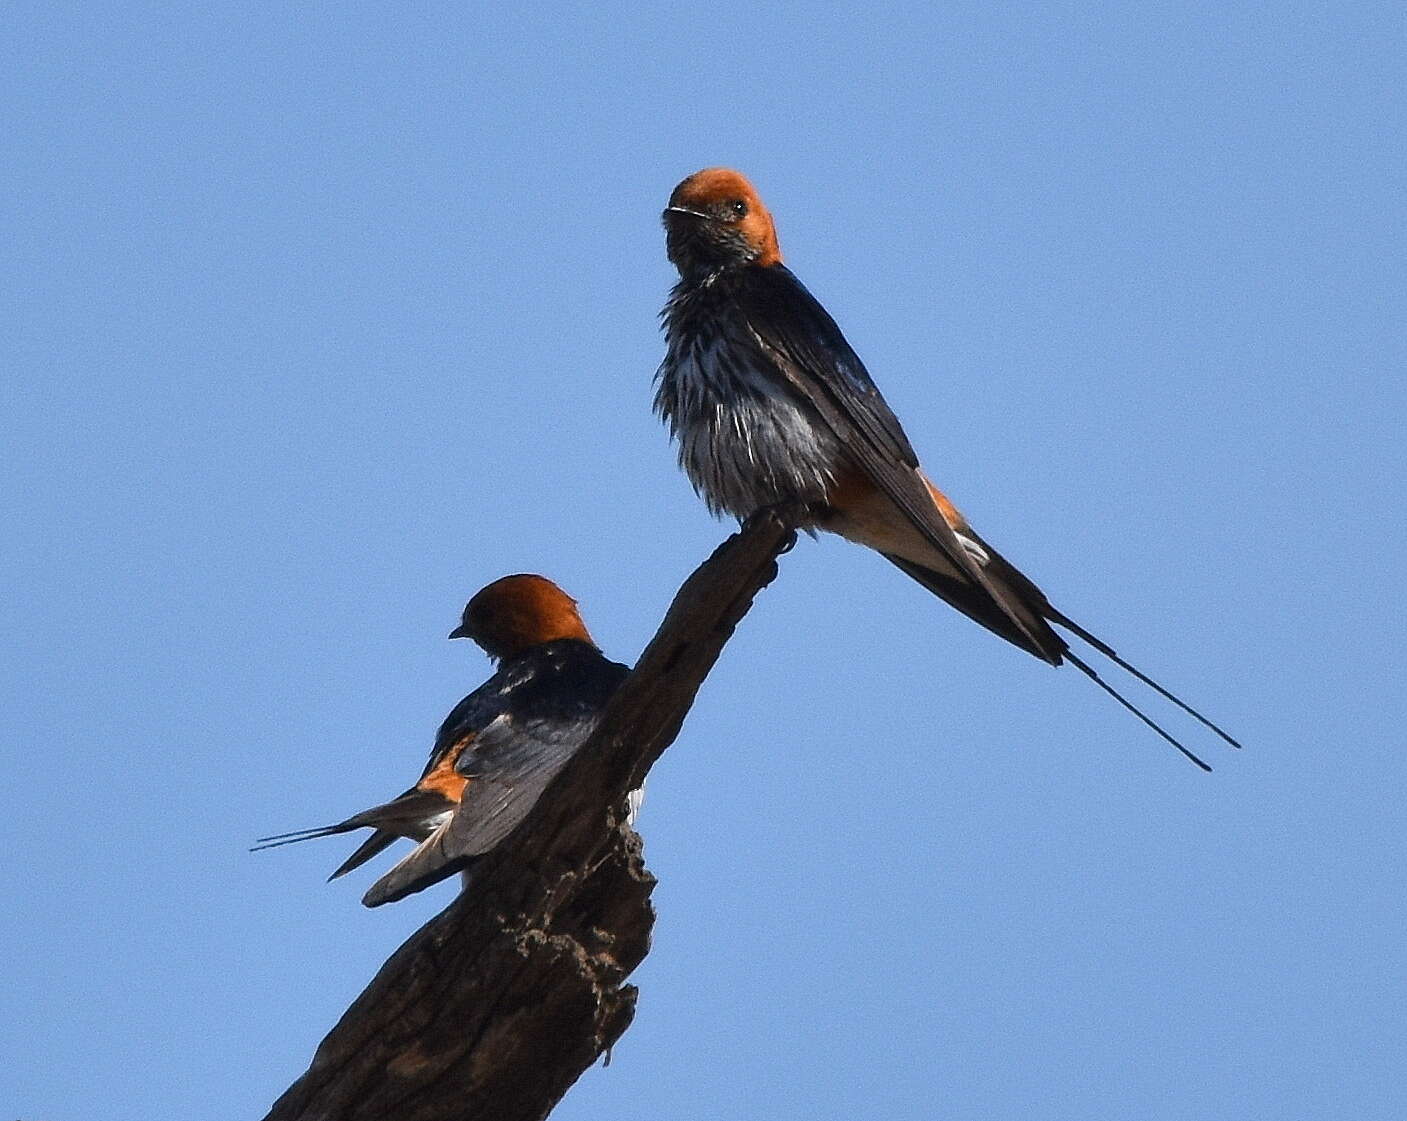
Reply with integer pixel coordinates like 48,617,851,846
656,167,1237,768
252,575,631,907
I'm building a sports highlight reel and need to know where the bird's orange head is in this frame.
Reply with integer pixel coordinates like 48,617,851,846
450,574,595,660
662,168,782,278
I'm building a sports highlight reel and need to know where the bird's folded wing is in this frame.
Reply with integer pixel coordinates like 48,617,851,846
735,265,1056,658
362,713,592,907
419,672,515,778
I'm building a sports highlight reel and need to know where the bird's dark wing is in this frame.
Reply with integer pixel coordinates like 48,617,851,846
250,672,523,872
362,647,629,907
416,655,541,779
734,265,922,466
361,710,598,907
732,265,1061,660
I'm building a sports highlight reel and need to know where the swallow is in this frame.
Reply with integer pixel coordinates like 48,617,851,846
253,574,631,906
656,167,1238,768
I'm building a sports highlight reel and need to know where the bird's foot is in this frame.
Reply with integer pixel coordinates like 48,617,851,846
744,501,814,552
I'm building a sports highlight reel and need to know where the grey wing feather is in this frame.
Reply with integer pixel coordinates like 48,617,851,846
361,713,592,907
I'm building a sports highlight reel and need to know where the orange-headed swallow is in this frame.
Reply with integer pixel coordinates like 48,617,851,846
656,168,1238,768
253,575,631,906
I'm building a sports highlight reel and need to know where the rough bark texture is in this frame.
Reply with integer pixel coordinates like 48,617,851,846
263,512,796,1121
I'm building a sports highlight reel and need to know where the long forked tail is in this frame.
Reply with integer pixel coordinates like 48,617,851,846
249,790,444,855
1047,609,1242,749
1047,608,1240,771
250,822,359,852
949,536,1239,769
251,787,453,883
880,548,1238,769
1062,650,1210,771
250,823,400,880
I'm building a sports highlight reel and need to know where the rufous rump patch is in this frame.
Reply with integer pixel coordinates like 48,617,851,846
822,465,922,555
920,472,967,530
822,463,971,571
418,735,472,803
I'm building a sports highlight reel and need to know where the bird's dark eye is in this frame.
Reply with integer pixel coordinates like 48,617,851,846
729,199,748,218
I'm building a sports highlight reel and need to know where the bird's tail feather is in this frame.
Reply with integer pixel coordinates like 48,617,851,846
250,788,450,864
249,822,361,852
327,830,400,881
883,552,1064,663
1060,649,1211,771
884,550,1236,769
1046,608,1241,749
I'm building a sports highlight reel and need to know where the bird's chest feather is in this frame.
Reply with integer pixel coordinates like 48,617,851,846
656,283,842,518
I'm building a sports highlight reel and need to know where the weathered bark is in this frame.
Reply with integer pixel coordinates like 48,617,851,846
263,511,796,1121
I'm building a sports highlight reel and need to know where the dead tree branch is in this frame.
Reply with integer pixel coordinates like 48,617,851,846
263,511,796,1121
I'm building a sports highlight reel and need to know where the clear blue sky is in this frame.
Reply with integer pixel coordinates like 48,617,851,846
4,3,1403,1119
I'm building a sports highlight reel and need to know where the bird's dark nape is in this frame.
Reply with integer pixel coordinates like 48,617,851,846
1047,609,1242,749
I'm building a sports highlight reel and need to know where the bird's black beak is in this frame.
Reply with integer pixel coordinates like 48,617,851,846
448,624,470,640
662,205,710,222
